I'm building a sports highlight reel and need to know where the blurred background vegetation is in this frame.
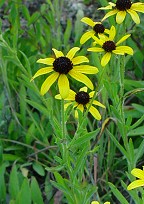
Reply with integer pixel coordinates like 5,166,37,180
0,0,144,203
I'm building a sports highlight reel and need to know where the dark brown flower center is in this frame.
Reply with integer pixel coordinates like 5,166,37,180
75,91,90,105
53,57,73,74
116,0,132,11
93,23,105,34
102,41,116,52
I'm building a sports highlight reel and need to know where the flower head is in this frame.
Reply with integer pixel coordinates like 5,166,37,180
80,17,109,44
127,167,144,190
91,201,110,204
98,0,144,24
87,25,133,66
31,47,98,98
55,87,105,120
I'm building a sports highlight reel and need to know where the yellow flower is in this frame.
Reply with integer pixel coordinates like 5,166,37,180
55,87,105,120
31,47,99,98
98,0,144,24
80,17,109,44
127,167,144,190
87,25,133,67
91,201,110,204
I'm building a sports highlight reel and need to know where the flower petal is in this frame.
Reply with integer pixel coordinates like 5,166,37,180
131,3,144,13
64,102,73,110
101,52,111,67
52,48,64,58
30,67,53,81
87,47,104,52
101,9,118,21
55,94,62,99
77,104,84,113
131,168,144,180
127,9,140,24
93,100,106,108
109,25,116,41
58,74,69,99
89,91,95,98
37,58,54,65
91,201,99,204
69,70,94,90
88,105,101,120
81,17,95,27
114,46,133,55
92,36,105,45
79,87,88,92
40,72,59,95
73,65,99,74
65,90,76,100
66,47,80,60
72,56,89,65
80,31,95,44
116,11,126,24
116,34,131,46
127,180,144,190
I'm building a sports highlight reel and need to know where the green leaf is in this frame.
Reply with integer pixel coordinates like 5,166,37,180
16,179,31,204
28,12,40,26
69,129,100,148
31,177,44,204
64,19,72,45
9,165,20,200
107,130,129,159
33,162,45,176
128,126,144,136
0,163,6,202
109,182,129,204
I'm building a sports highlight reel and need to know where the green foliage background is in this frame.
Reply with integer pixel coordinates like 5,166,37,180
0,0,144,203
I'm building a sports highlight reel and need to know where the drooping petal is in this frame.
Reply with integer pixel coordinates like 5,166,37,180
116,11,126,24
40,72,59,95
101,52,111,67
64,102,73,110
88,105,101,120
114,46,133,55
58,74,69,99
30,67,53,81
73,65,99,74
131,3,144,13
64,90,76,100
37,58,54,65
77,104,84,113
127,180,144,190
101,9,118,21
79,87,88,92
91,201,99,204
66,47,80,60
93,100,106,108
109,25,116,41
52,48,64,58
81,17,95,27
69,70,94,90
72,56,89,65
80,31,95,44
55,94,62,99
116,34,131,45
127,9,140,24
87,47,104,52
131,168,144,180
